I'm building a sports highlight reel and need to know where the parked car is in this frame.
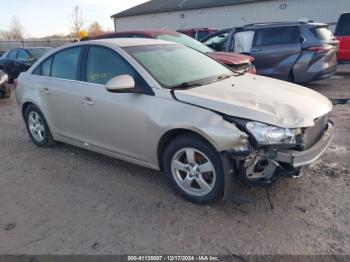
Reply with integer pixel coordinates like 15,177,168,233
16,39,334,203
335,12,350,62
86,30,256,73
0,47,51,82
202,22,339,83
177,28,218,41
0,70,10,99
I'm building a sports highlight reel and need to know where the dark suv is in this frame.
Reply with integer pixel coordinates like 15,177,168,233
202,22,339,83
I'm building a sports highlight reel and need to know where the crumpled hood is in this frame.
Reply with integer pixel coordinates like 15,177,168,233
208,52,253,65
174,74,332,128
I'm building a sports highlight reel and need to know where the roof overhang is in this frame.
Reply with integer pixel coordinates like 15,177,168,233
111,0,274,19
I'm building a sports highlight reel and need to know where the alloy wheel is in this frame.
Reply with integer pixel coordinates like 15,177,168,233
28,111,45,142
171,148,216,196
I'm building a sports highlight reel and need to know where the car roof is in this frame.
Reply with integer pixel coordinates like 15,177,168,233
8,47,51,51
25,47,52,50
82,38,177,47
178,28,217,31
88,30,181,40
240,21,328,29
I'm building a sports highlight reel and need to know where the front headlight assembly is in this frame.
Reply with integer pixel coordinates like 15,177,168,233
246,122,301,145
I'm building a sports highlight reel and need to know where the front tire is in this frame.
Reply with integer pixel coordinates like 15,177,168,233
24,104,55,147
163,134,225,204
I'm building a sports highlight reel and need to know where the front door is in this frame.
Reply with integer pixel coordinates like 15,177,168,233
80,45,154,163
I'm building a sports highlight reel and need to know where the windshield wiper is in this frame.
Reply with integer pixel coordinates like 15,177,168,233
170,82,202,90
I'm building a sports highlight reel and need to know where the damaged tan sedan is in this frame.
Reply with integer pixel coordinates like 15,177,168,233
16,39,334,203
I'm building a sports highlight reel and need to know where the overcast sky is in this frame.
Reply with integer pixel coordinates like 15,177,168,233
0,0,149,37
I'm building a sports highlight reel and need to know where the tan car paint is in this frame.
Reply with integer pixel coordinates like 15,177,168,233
16,74,249,171
175,74,333,129
16,39,332,172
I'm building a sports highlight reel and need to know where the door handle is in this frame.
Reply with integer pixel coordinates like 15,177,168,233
82,96,94,105
251,48,262,52
42,87,52,94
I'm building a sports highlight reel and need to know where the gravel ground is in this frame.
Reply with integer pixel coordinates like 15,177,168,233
0,76,349,255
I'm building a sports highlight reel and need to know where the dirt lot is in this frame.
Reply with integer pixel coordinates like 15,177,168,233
0,76,349,255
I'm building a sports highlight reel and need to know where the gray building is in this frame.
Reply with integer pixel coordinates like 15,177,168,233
111,0,350,32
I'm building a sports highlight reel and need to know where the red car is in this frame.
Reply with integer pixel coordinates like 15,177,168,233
335,13,350,62
177,28,218,41
86,30,256,74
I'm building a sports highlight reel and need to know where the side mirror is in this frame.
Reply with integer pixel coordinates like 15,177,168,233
105,75,136,93
27,57,35,63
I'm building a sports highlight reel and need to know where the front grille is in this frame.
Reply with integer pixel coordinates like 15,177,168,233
302,115,328,149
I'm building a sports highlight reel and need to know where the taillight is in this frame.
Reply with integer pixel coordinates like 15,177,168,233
307,45,333,54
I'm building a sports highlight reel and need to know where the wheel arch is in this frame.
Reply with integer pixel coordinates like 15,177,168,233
21,100,44,120
157,128,217,171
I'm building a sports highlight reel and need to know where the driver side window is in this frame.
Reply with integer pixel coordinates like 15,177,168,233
86,46,136,85
202,32,229,51
17,50,30,60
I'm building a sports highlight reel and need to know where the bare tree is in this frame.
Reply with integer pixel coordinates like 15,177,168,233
70,5,84,37
1,16,25,39
88,22,104,37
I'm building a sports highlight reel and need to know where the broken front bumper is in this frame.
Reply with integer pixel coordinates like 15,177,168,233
275,120,334,168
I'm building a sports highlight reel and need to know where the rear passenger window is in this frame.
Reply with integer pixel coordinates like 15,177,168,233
42,57,53,77
255,26,300,46
8,50,17,59
51,47,81,80
32,57,52,76
86,46,135,85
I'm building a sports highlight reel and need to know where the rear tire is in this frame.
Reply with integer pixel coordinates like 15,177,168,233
24,104,55,147
163,134,225,204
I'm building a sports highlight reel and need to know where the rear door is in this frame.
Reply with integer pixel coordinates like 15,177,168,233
250,26,302,80
34,46,85,142
335,13,350,61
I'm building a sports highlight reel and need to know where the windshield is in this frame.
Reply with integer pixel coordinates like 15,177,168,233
125,44,232,88
28,48,51,59
156,33,213,54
